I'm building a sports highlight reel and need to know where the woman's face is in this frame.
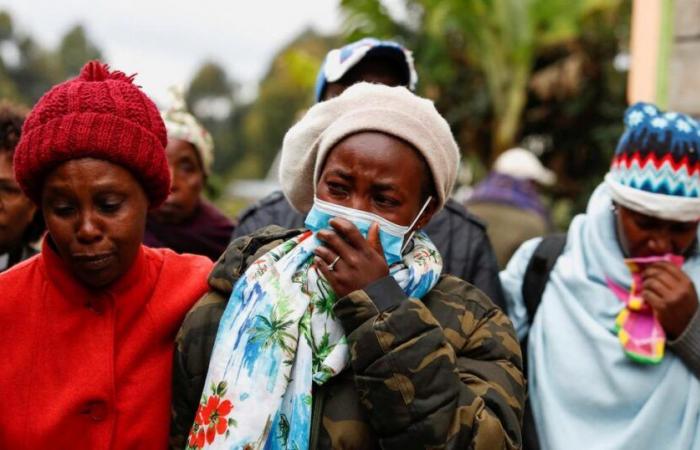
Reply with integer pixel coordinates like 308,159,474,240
41,158,149,288
151,138,204,224
316,131,435,228
615,204,698,257
0,151,37,253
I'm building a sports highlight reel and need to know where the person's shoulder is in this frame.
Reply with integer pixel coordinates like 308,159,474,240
442,198,487,231
177,224,307,347
199,200,235,226
427,275,520,355
178,287,229,342
503,236,544,273
237,190,291,222
428,274,496,314
234,223,304,244
146,246,214,278
145,247,214,322
0,255,43,309
210,225,305,294
0,252,41,282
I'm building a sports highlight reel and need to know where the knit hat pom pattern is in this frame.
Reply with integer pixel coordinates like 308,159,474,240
14,60,170,207
79,60,136,83
609,102,700,198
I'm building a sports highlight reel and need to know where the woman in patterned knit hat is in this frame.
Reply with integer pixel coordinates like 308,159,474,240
0,61,213,449
501,102,700,449
145,86,234,261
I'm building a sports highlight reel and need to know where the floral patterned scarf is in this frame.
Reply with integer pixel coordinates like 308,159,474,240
187,230,442,449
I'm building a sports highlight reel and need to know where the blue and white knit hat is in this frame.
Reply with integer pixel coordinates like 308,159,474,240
314,37,418,102
605,102,700,221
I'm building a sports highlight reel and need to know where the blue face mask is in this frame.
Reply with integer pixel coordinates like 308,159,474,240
304,196,433,265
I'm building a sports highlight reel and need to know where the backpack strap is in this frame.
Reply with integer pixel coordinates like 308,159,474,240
520,232,567,450
522,233,567,325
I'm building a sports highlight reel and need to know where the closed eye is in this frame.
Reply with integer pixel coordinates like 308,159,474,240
327,182,349,197
96,195,125,214
177,160,197,174
98,201,122,214
52,203,76,217
633,216,658,230
670,222,697,234
374,194,400,208
0,183,22,196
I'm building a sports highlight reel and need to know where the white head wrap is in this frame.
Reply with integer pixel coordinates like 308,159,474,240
161,86,215,175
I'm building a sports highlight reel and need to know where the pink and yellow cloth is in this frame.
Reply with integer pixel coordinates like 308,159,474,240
607,254,684,364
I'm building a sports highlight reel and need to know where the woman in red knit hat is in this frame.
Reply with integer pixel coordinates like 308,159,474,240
0,61,214,449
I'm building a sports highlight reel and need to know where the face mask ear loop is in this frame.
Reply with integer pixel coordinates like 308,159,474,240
401,196,433,253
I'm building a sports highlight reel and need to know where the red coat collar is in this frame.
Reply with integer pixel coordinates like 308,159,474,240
39,237,155,309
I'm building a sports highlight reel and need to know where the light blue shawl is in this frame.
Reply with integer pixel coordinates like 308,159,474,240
501,183,700,450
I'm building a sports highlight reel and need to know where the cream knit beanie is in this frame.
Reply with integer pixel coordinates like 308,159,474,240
279,82,460,213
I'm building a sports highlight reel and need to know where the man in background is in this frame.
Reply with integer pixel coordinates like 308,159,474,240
467,147,555,268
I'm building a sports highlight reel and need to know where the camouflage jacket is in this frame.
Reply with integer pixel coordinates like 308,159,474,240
171,226,525,450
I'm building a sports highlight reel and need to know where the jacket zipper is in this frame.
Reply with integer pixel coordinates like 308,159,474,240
309,385,326,449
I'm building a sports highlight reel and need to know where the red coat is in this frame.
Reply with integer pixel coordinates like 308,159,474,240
0,241,213,450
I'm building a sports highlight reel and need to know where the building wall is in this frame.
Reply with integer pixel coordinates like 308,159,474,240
668,0,700,115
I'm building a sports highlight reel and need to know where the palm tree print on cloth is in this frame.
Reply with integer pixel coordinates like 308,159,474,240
190,230,442,449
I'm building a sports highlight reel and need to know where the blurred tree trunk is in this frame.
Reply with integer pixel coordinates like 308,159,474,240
423,0,537,158
492,64,530,158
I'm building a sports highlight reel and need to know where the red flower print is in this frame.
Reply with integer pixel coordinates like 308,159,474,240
196,429,205,448
216,415,228,434
194,408,205,426
206,424,216,444
202,395,234,443
187,428,205,449
186,381,236,449
188,431,196,447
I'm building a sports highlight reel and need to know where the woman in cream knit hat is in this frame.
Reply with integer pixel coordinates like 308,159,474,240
171,83,524,450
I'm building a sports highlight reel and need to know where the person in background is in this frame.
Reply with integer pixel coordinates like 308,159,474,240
145,86,234,261
234,37,507,309
0,101,44,271
501,103,700,449
171,83,524,450
0,61,213,449
467,147,555,268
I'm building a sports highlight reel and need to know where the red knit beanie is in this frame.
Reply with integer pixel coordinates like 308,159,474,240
14,60,170,207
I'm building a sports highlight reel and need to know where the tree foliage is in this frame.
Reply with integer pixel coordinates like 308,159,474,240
0,11,13,42
186,61,234,117
340,0,630,216
0,12,103,106
182,61,239,184
57,25,102,78
0,5,632,220
180,30,337,184
234,29,338,179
